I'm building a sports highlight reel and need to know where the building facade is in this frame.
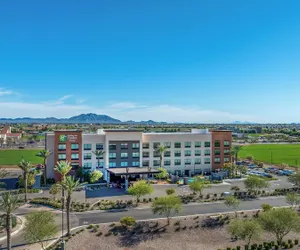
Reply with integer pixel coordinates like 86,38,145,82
46,129,232,181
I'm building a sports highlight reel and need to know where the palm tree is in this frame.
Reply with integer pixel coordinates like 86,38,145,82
92,150,105,169
231,145,242,165
156,145,168,169
36,149,52,186
54,161,72,181
18,159,32,202
0,192,19,250
54,161,72,240
59,176,85,235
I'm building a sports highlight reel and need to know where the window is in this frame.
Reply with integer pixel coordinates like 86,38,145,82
83,162,92,168
143,160,149,167
84,144,92,150
224,157,230,163
185,150,191,156
109,153,116,159
224,140,230,147
121,143,128,149
174,150,181,157
121,162,128,167
185,141,191,148
195,158,201,164
71,144,79,150
132,143,139,149
175,159,181,166
71,163,79,169
97,161,104,167
96,143,104,150
214,149,221,156
185,159,192,165
205,158,211,164
224,149,230,155
71,153,79,160
154,151,160,158
121,152,128,159
96,153,103,160
132,162,140,167
214,157,221,163
195,141,201,148
214,141,221,147
84,153,92,160
174,142,181,148
109,162,116,168
204,142,210,147
132,152,139,158
58,144,66,151
204,149,210,156
142,152,149,158
164,160,171,166
153,160,160,166
164,151,171,157
58,154,66,160
195,150,201,156
164,142,171,148
143,143,149,149
109,144,116,150
153,142,160,149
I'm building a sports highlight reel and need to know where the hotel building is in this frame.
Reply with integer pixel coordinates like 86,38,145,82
45,129,232,181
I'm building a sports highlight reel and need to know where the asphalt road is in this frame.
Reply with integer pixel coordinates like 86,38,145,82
1,196,289,249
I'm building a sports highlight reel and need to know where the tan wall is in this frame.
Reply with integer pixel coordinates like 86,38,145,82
211,131,232,170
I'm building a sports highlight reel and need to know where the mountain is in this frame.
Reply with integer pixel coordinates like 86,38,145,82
0,113,122,124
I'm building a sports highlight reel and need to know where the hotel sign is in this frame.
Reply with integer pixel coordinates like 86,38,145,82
59,134,78,142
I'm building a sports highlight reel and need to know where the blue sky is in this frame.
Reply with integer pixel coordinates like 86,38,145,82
1,0,300,123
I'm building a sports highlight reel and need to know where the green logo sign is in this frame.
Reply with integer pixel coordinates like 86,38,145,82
59,135,67,142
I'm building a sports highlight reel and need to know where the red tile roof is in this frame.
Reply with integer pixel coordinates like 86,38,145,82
0,127,9,134
6,133,22,137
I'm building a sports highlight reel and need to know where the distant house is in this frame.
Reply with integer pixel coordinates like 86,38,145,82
0,127,22,144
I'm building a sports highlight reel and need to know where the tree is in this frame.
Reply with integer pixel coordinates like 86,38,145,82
59,176,86,236
228,219,262,245
224,195,240,218
35,150,51,186
258,208,300,245
0,169,8,190
166,188,175,195
127,180,154,203
156,145,168,169
18,159,33,202
231,145,242,164
155,167,168,180
261,203,273,212
54,161,72,181
288,172,300,189
89,169,103,183
286,192,300,210
49,184,61,200
246,155,254,161
24,211,57,250
92,150,105,169
0,192,20,250
151,195,182,225
244,176,269,193
18,172,36,188
189,178,210,197
223,162,235,178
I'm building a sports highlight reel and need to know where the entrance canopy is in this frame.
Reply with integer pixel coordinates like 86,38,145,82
107,167,160,176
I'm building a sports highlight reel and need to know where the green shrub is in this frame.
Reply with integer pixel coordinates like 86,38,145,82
109,223,115,227
96,231,102,236
236,246,241,250
295,239,299,245
120,216,136,227
166,188,175,195
87,224,94,229
290,243,294,248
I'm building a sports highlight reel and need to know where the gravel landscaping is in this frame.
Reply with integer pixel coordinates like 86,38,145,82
51,211,300,250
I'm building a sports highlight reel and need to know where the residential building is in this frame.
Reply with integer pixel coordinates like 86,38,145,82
46,129,232,181
0,127,22,144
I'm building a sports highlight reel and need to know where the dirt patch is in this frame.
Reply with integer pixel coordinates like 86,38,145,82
63,211,300,250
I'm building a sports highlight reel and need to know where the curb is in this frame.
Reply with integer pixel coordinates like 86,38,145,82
0,215,25,242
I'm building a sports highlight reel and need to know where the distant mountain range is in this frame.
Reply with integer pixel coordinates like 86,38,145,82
0,113,167,124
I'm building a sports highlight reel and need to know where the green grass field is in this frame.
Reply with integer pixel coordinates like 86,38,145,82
239,144,300,166
0,149,43,165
